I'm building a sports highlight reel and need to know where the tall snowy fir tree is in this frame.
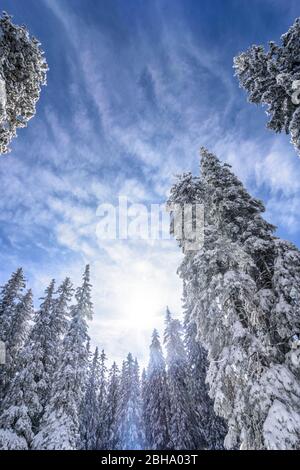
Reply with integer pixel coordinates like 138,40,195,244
134,357,145,446
0,268,29,400
164,308,202,450
79,347,101,450
106,362,120,450
95,349,108,449
0,11,48,154
144,329,171,450
29,280,57,410
0,289,34,449
0,279,56,450
0,268,26,346
50,278,73,343
169,148,300,449
32,265,93,450
4,288,33,376
183,296,227,449
115,353,144,450
141,368,148,448
38,277,74,412
234,17,300,157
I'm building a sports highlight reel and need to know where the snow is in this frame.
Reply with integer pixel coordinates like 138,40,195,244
234,18,300,157
172,148,300,449
263,400,300,450
0,12,48,153
0,76,6,121
1,147,300,450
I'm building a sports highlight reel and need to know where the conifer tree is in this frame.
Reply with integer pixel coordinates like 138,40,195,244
0,280,55,449
50,278,73,345
79,347,101,450
141,368,149,448
164,308,202,450
0,268,29,400
169,148,300,449
96,349,108,449
33,280,57,410
106,362,120,450
32,266,93,450
4,289,33,384
0,290,34,450
144,329,171,450
234,18,300,156
40,277,73,408
0,268,26,343
183,301,227,449
0,324,36,449
0,11,48,154
115,353,144,450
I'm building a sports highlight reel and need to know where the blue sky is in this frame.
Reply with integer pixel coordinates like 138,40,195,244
1,0,300,365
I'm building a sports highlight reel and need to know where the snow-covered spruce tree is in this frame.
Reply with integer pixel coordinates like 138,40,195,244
106,362,121,450
183,300,227,449
134,358,145,448
44,277,73,384
144,329,171,450
32,265,93,450
115,353,144,450
141,368,148,448
164,308,203,450
0,280,55,450
79,347,101,450
0,268,26,344
95,349,108,449
0,317,36,448
2,290,34,391
0,11,48,154
234,18,300,157
169,148,300,449
0,268,28,400
28,280,57,412
1,276,74,449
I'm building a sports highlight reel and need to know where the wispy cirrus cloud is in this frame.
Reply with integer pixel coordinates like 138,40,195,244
0,0,300,365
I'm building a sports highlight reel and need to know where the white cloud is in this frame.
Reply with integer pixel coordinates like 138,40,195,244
1,0,299,368
221,138,300,194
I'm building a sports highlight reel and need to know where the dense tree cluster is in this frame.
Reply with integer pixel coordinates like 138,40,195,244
0,267,224,450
